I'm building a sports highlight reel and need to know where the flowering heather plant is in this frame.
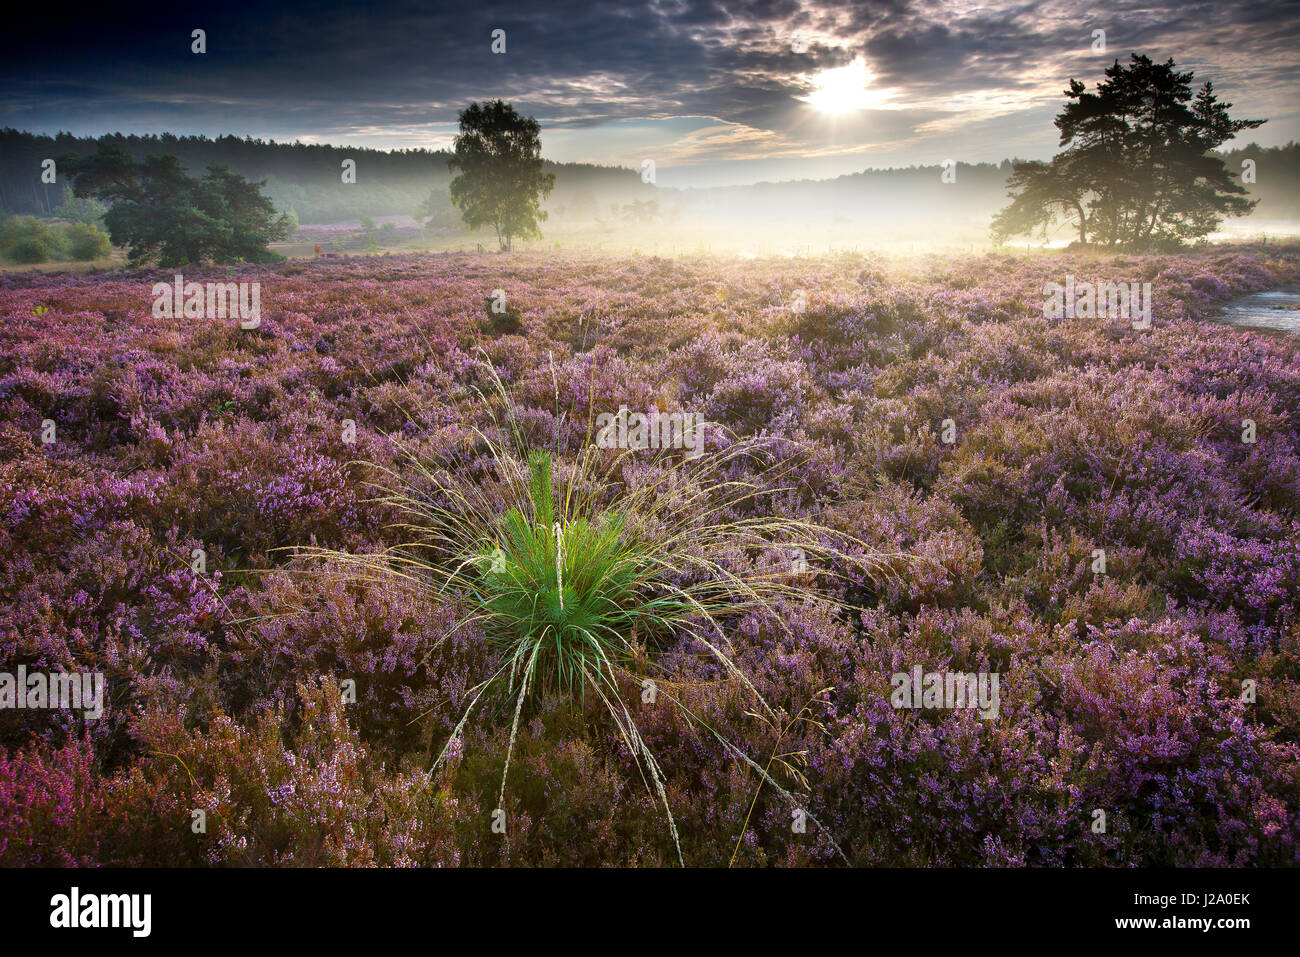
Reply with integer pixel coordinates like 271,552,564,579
2,243,1299,866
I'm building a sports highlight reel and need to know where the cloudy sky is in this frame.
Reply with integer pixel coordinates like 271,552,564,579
3,0,1297,186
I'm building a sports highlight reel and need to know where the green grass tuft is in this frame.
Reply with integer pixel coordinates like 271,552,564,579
296,357,911,864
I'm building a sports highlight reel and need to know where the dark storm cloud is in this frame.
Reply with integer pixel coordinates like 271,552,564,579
1,0,1297,177
0,0,957,126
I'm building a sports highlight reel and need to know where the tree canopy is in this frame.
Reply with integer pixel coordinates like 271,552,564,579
992,55,1264,249
62,140,291,266
447,100,555,251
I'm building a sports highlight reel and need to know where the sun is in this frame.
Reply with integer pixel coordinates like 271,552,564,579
801,58,886,114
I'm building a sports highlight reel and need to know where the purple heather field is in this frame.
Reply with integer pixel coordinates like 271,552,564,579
2,244,1299,866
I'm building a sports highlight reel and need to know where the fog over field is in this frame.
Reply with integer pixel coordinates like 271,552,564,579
3,129,1299,257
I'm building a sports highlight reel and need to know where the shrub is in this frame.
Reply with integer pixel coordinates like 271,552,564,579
65,221,113,260
1,216,55,263
6,236,49,263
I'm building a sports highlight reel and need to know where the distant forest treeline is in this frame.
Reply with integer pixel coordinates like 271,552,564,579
1217,142,1300,219
680,143,1300,229
0,129,656,225
1,129,1297,229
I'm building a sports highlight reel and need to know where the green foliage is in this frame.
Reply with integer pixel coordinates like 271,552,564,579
993,55,1265,249
447,100,556,251
0,215,78,263
61,140,291,266
1,215,112,263
5,237,49,263
1,216,51,262
472,451,685,702
53,188,108,226
65,221,113,260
